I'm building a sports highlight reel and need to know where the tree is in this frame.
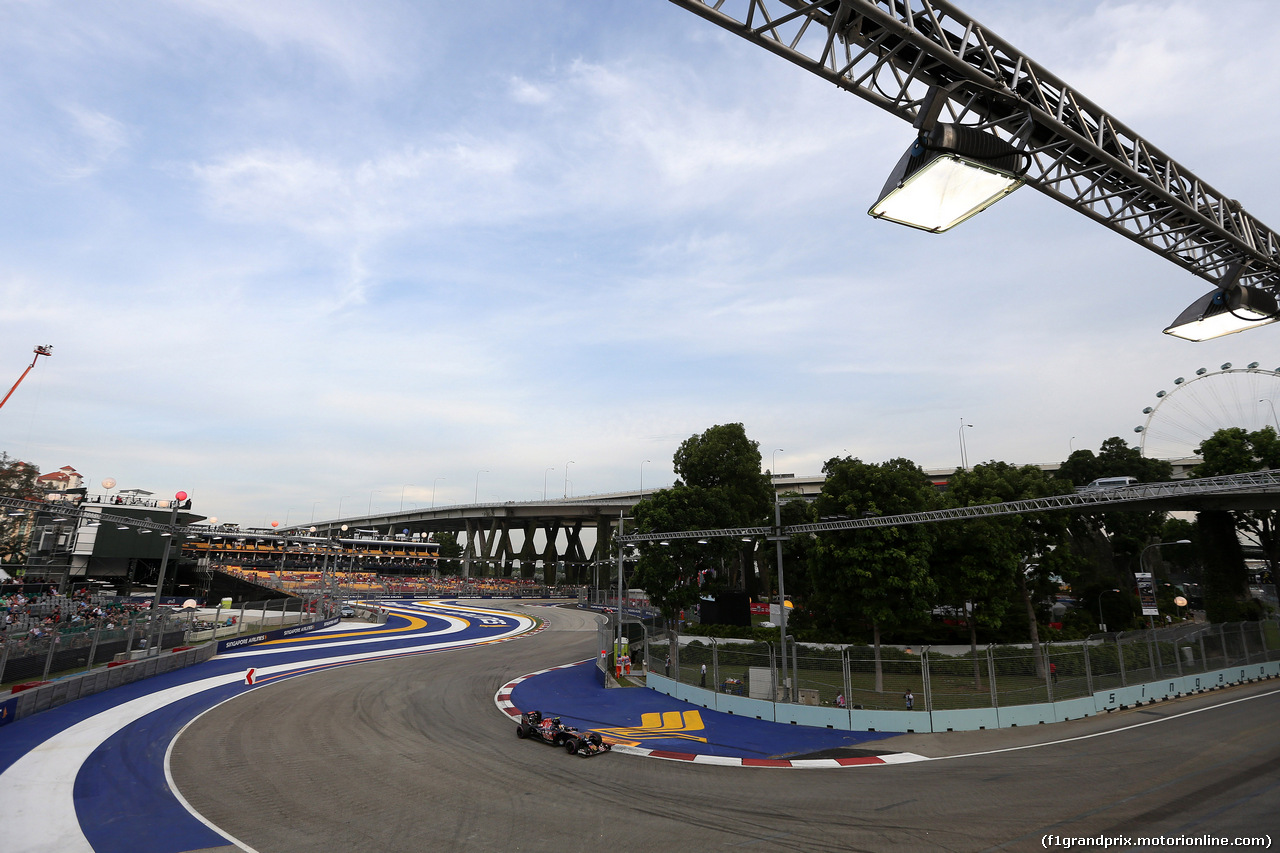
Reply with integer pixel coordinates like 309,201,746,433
673,423,773,526
0,452,39,565
433,531,462,562
1054,437,1173,596
1191,426,1280,620
808,457,938,691
629,484,729,626
934,462,1077,683
630,424,774,629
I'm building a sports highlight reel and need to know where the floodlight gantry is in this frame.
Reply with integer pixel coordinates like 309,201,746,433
667,0,1280,331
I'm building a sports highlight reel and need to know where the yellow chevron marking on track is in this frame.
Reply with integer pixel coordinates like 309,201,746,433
591,710,707,746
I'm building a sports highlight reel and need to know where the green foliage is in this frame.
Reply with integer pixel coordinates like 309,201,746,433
673,423,772,526
806,457,938,638
0,452,39,563
934,462,1076,637
1055,437,1173,588
1192,426,1280,602
630,485,729,621
1055,437,1174,487
630,424,774,625
1197,509,1250,622
433,530,463,559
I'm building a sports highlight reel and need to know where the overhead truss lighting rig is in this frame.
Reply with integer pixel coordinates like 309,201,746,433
666,0,1280,338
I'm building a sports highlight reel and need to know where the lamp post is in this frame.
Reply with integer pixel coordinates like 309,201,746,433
769,492,791,703
310,501,320,523
149,491,187,651
474,470,488,503
1140,539,1192,575
400,484,414,511
616,511,626,663
640,460,650,497
368,490,379,515
564,461,574,499
431,477,445,509
1097,588,1121,632
958,419,973,470
772,448,783,474
1139,539,1192,628
543,467,554,501
1260,399,1280,432
337,495,350,519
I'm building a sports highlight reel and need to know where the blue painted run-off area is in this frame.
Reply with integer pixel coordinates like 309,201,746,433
507,662,899,760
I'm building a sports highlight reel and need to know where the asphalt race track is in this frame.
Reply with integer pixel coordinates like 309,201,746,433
170,604,1280,853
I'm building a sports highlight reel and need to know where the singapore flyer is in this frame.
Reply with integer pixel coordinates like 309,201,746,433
1134,362,1280,460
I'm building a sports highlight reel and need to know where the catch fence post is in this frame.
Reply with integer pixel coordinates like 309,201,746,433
41,628,58,680
1083,638,1094,695
86,618,104,672
987,646,998,708
711,639,719,691
1043,645,1053,703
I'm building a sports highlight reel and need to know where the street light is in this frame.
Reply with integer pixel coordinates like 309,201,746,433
958,419,973,470
400,484,414,511
474,470,488,503
1260,399,1280,432
431,477,445,509
564,461,574,499
1097,588,1122,632
1140,539,1193,574
310,501,320,523
151,490,187,617
543,467,554,501
772,448,783,474
368,490,379,515
640,460,650,497
337,495,351,518
768,492,791,703
1139,539,1192,627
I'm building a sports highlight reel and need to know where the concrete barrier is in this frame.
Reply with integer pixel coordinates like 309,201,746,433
2,643,218,727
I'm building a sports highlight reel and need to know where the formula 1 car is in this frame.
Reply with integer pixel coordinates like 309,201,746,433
516,710,611,757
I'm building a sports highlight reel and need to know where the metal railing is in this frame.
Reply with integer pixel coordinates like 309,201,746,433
1,595,325,686
641,618,1279,711
1,609,185,687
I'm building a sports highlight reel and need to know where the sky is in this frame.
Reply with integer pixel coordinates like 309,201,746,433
3,0,1280,529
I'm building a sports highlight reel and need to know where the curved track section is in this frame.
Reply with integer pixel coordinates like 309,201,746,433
171,605,1280,852
0,600,535,853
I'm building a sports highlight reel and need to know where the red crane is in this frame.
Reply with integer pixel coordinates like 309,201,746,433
0,345,53,411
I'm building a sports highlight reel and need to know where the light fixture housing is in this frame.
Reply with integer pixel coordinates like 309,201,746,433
1163,285,1280,341
870,123,1027,233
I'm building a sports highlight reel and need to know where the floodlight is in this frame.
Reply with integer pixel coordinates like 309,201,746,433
870,123,1027,232
1163,285,1280,341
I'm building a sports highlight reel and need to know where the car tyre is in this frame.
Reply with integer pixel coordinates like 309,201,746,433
564,739,578,755
516,725,527,739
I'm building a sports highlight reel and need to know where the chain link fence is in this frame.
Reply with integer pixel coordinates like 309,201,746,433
636,617,1279,711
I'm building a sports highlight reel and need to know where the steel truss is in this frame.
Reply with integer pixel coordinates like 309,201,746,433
668,0,1280,294
618,468,1280,543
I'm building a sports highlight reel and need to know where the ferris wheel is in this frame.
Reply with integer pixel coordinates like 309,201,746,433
1134,362,1280,460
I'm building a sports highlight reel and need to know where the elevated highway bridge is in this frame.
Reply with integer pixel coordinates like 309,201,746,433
284,458,1218,572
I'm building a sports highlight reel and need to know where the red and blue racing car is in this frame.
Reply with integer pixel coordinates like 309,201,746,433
516,710,611,757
